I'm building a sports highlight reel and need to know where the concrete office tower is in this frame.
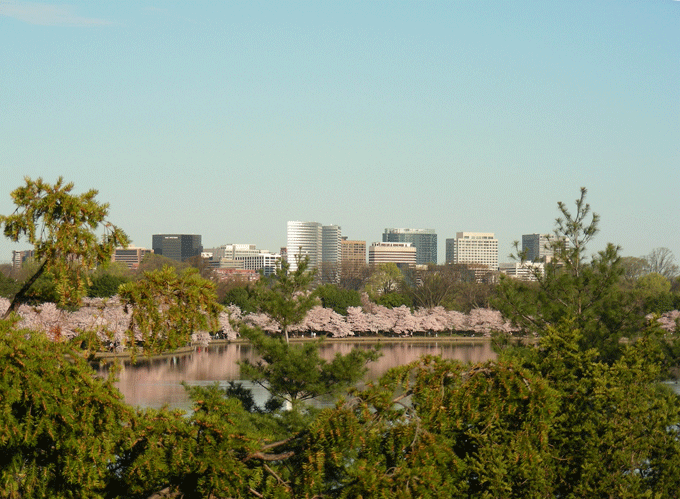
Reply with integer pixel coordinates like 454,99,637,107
446,232,498,271
152,234,202,262
287,221,322,272
382,228,437,265
341,238,366,264
522,233,562,263
369,242,417,267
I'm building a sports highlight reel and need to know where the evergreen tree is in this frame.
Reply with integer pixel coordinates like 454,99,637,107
0,319,133,498
251,256,318,344
239,326,379,413
494,187,641,362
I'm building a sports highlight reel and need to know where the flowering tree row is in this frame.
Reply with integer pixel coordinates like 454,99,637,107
2,296,677,349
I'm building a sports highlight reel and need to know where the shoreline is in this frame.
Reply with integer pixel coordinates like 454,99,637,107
91,334,534,362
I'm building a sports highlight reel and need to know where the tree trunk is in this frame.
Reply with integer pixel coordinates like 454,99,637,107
2,260,47,319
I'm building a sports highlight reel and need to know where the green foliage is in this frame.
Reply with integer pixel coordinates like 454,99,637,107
290,356,558,498
87,261,132,299
289,320,680,498
0,319,133,498
314,283,361,315
0,177,129,316
108,384,294,499
636,272,676,314
365,263,416,308
134,253,190,275
14,258,59,304
495,187,641,362
620,255,649,287
500,320,680,498
239,326,380,413
88,273,130,298
252,256,318,343
0,272,19,299
365,262,404,300
118,265,222,356
222,285,258,313
374,291,412,309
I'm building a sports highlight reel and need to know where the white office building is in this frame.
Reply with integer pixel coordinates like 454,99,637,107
446,232,499,271
368,242,417,267
499,261,544,281
286,221,323,272
286,221,342,277
209,244,281,276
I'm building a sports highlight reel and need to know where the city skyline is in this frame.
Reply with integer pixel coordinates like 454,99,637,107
1,1,678,263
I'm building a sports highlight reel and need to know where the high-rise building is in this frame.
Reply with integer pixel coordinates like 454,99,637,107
322,225,342,265
382,228,437,265
522,233,562,263
369,242,417,267
341,238,366,264
152,234,202,262
286,221,322,272
111,246,153,270
446,232,498,271
322,225,342,283
286,221,342,277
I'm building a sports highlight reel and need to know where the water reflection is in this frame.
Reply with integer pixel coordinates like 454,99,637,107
98,341,497,411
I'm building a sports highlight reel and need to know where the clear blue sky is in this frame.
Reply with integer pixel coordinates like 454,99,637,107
1,1,678,264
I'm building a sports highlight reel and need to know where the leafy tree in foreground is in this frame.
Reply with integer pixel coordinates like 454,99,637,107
0,176,129,318
527,321,680,498
0,319,133,498
288,355,558,498
118,265,222,356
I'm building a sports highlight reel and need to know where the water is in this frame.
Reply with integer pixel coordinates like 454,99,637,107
97,340,496,411
97,341,680,412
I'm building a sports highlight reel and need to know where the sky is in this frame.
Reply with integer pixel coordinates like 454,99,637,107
1,0,678,265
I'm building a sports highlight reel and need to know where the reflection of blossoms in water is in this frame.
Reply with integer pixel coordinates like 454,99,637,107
102,341,497,410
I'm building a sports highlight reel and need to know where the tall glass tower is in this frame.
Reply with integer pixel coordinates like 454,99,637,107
382,228,437,265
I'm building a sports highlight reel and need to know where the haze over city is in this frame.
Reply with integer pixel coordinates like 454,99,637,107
1,1,678,264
